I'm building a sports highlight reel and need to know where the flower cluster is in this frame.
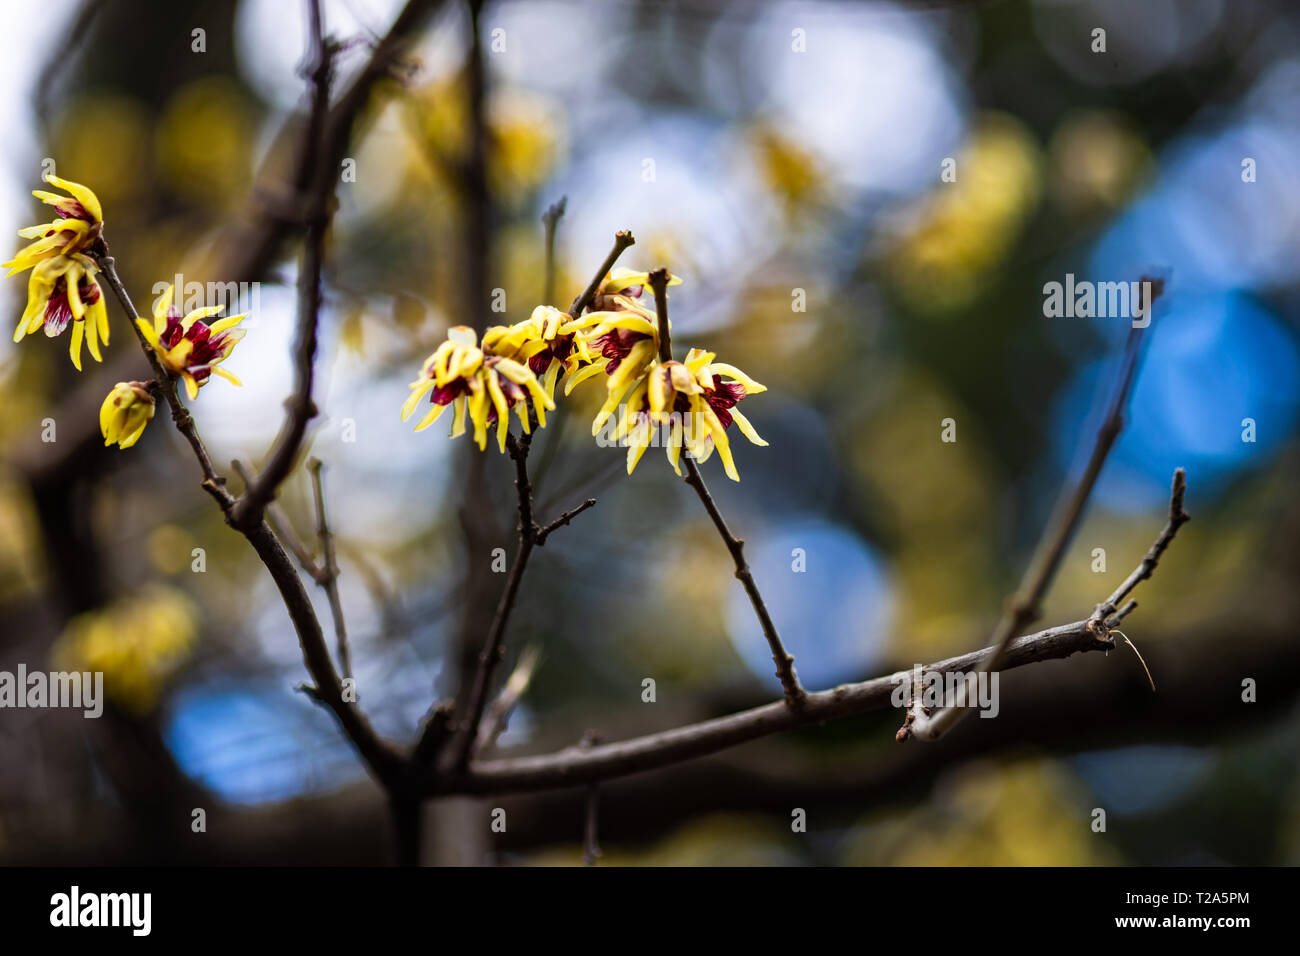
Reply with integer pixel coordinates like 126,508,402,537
402,267,769,480
612,348,768,481
401,325,556,452
5,174,109,370
6,177,250,453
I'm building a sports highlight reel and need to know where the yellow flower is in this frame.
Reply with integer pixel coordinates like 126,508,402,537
11,252,110,369
5,173,104,274
100,381,156,450
5,174,110,370
401,325,556,452
557,268,683,431
481,305,605,402
135,284,245,399
611,348,767,481
589,267,681,312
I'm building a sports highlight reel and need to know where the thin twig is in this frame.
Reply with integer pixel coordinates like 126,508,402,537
1106,599,1138,627
536,498,597,546
541,196,566,307
309,457,353,681
1090,468,1190,628
474,645,542,755
906,278,1165,741
648,269,806,707
217,0,448,285
443,230,629,769
569,231,636,316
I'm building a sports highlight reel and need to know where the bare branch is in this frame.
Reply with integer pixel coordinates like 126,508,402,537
216,0,449,285
431,619,1112,796
309,457,353,681
648,268,806,707
541,196,567,307
907,277,1166,741
1090,468,1190,626
536,498,597,546
569,231,636,316
474,645,542,755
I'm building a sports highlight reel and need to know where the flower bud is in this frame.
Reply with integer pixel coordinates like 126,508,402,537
100,381,155,450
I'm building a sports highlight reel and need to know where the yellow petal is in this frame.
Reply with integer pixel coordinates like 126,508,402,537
729,408,767,446
450,396,467,438
92,294,109,344
401,378,436,420
708,362,766,393
135,317,162,349
153,284,174,326
85,315,102,364
208,313,246,334
69,321,84,371
563,362,605,395
413,401,448,432
666,417,683,476
626,435,650,475
118,417,149,449
44,173,103,222
183,305,226,331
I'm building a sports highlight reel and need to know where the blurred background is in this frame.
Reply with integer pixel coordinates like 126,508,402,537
1,0,1298,866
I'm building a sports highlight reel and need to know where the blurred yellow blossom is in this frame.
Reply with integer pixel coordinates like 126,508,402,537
886,113,1043,314
1049,109,1153,216
52,588,198,713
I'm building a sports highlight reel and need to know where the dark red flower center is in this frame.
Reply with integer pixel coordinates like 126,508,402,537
159,308,236,382
42,273,101,336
